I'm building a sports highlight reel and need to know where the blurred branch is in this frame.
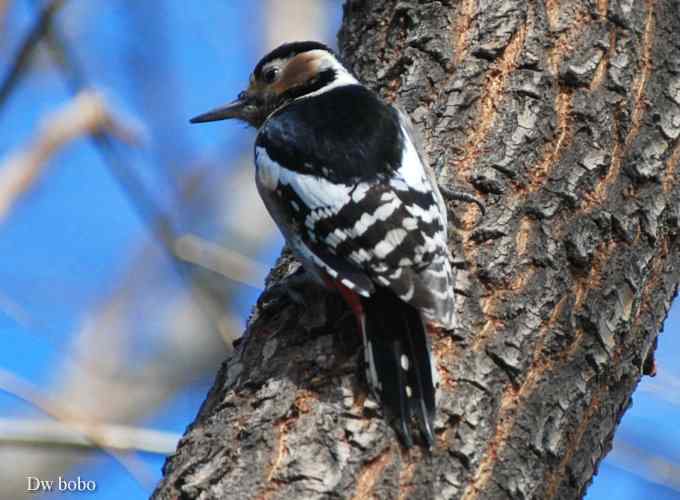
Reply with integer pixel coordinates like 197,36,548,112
264,0,331,49
609,440,680,493
0,90,138,223
38,12,244,348
0,0,65,107
0,1,10,40
639,367,680,407
0,237,234,496
0,367,156,489
0,2,280,498
0,418,179,454
0,290,32,327
1,0,180,262
174,234,268,289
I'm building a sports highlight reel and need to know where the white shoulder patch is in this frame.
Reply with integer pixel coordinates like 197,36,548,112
255,146,281,191
278,167,352,211
255,146,354,211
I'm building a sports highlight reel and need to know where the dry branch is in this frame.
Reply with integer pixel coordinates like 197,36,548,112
0,0,65,107
0,368,156,488
174,234,269,289
0,418,179,455
0,91,136,223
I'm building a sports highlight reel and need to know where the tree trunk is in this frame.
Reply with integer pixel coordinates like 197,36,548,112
153,0,680,498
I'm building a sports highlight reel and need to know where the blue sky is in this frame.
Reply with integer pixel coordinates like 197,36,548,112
0,1,677,499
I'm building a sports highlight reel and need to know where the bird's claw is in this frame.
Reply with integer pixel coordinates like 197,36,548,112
440,185,486,216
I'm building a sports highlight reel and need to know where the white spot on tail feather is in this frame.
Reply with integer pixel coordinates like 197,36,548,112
401,355,410,371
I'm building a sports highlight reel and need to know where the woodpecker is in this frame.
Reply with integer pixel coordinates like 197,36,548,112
191,41,457,448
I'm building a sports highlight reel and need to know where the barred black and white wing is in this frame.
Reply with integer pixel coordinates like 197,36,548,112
254,85,454,329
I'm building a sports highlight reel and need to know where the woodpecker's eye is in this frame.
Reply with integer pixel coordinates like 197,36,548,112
263,67,280,84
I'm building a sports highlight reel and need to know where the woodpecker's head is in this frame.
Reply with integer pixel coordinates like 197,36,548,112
190,41,357,128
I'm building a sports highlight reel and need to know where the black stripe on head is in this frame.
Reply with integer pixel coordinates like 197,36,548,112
254,41,333,79
281,68,337,100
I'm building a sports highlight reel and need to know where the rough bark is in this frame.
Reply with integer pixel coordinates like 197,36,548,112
153,0,680,498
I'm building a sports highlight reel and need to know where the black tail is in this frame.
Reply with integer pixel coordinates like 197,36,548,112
361,287,436,448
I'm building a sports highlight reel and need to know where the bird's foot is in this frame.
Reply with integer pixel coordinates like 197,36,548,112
440,184,486,216
259,268,331,331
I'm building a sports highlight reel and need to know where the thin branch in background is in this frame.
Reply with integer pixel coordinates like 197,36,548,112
0,290,32,327
0,367,156,490
0,2,271,496
39,16,243,346
0,90,139,223
639,367,680,407
0,0,64,107
609,440,680,493
40,16,186,253
0,0,10,41
174,234,268,289
0,418,180,455
0,0,186,265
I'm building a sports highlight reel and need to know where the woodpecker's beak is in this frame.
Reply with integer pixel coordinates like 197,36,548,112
189,91,256,124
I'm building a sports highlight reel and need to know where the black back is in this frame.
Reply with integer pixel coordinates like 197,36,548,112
256,85,403,183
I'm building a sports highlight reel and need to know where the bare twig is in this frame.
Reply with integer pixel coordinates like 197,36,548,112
609,440,680,492
0,0,10,38
41,19,183,253
0,290,32,327
639,368,680,407
0,418,179,454
38,17,244,348
0,0,65,107
174,234,268,288
264,0,332,48
0,368,156,489
0,91,138,223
